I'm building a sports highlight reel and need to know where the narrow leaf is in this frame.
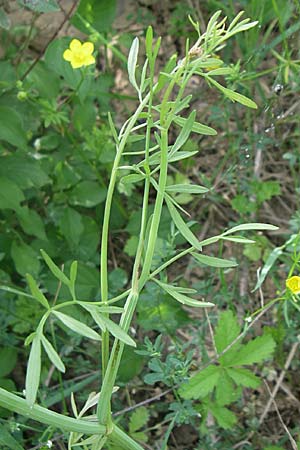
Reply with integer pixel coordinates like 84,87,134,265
26,274,49,309
0,285,34,299
166,199,202,251
41,335,65,373
155,279,214,308
173,115,217,135
100,315,136,347
53,311,101,341
25,334,41,406
221,236,255,244
170,110,196,155
223,223,278,235
108,112,119,144
128,37,139,91
166,184,209,194
40,249,70,287
80,303,107,332
120,174,145,185
192,252,238,268
253,246,283,291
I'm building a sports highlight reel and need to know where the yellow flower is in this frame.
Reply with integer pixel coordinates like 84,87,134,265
286,276,300,294
63,39,95,69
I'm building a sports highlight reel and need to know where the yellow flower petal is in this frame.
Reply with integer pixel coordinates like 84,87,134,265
286,276,300,294
63,49,73,62
82,42,94,55
70,39,82,52
84,55,96,66
70,59,85,69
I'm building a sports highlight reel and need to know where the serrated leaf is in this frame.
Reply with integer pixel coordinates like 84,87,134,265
227,334,275,366
223,223,278,235
53,311,101,341
155,280,214,308
173,115,217,135
215,370,236,405
170,110,196,155
192,253,238,268
40,249,70,287
208,403,237,429
179,365,221,399
0,107,26,147
128,37,139,91
25,334,41,406
166,199,202,251
215,310,241,354
41,335,65,373
129,406,149,433
26,274,49,309
166,184,209,194
226,368,261,388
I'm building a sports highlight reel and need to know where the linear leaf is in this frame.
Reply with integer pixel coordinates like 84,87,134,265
25,334,41,406
100,315,136,347
128,37,139,91
53,311,101,341
26,274,49,309
0,285,34,299
41,335,65,373
192,252,238,268
223,223,278,235
220,236,256,244
253,246,283,291
166,199,202,251
170,110,196,155
40,249,70,287
173,115,217,135
80,303,107,332
120,174,145,185
166,184,209,194
155,280,214,308
207,77,257,109
0,424,24,450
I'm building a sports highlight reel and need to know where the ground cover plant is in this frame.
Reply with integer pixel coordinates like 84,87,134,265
0,1,300,449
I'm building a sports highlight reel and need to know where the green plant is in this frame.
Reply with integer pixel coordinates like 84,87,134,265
0,9,280,450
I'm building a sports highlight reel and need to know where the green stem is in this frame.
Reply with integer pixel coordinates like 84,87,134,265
0,388,105,435
109,424,144,450
100,93,150,375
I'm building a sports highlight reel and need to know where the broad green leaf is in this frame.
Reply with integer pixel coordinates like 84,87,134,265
173,115,217,135
17,207,47,241
155,280,214,308
0,8,10,30
223,223,278,235
72,0,117,33
0,177,24,210
11,241,40,277
40,249,70,287
53,311,101,341
59,207,84,248
0,154,50,189
166,199,202,251
0,424,24,450
170,110,196,155
208,403,237,429
192,253,238,268
215,370,236,405
18,0,59,12
100,315,136,347
0,347,17,378
226,334,275,366
214,310,241,354
0,107,26,147
128,37,139,92
26,274,49,309
41,335,65,373
25,334,41,406
226,368,261,388
70,181,107,208
179,365,221,399
166,184,209,194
